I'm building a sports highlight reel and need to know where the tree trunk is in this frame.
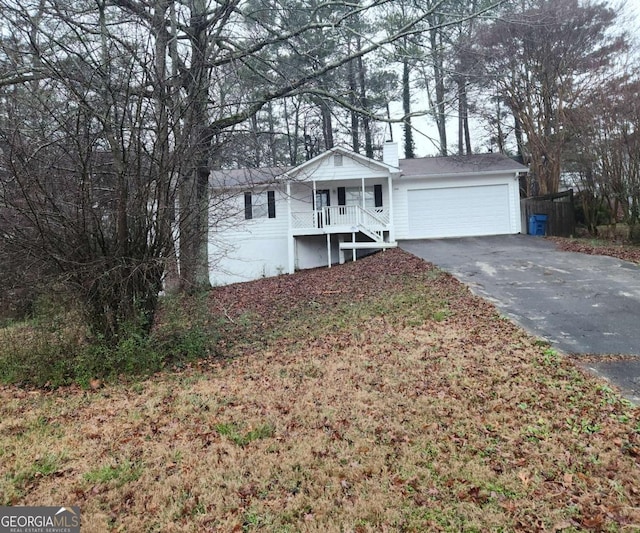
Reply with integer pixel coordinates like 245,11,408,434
357,50,373,158
402,51,414,159
152,0,180,294
457,77,471,155
430,21,447,156
320,99,334,150
267,101,277,166
179,0,212,291
347,38,360,153
457,78,464,155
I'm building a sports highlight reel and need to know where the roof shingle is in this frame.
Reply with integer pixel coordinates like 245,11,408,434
399,153,528,177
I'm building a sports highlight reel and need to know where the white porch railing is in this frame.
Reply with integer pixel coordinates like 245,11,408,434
291,205,389,236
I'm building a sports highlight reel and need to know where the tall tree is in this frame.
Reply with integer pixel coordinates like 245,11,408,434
565,71,640,239
426,3,448,156
478,0,627,194
1,0,478,338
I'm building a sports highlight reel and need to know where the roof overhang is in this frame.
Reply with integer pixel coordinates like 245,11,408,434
400,169,526,180
283,146,400,180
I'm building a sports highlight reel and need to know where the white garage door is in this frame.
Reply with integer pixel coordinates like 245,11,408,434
407,184,512,239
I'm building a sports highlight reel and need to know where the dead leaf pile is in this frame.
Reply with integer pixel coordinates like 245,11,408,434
1,248,639,531
549,236,640,264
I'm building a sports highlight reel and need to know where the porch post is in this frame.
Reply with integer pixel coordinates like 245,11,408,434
326,233,331,268
361,177,365,210
312,180,317,228
387,174,395,242
287,181,295,274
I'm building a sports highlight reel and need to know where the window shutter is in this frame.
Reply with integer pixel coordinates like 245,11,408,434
244,192,252,219
374,184,383,207
337,187,346,206
267,190,276,218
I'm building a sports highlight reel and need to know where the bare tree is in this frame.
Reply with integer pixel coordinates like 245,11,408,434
478,0,627,195
0,0,506,341
566,72,640,239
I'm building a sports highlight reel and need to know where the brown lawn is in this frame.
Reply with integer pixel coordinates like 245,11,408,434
1,248,639,532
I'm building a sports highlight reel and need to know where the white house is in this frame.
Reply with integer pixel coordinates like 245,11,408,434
209,143,528,285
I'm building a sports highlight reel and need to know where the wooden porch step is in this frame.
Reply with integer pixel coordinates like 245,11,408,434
338,241,398,250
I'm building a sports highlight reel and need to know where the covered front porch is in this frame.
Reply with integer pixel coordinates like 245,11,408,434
285,176,397,272
291,204,390,239
286,177,394,239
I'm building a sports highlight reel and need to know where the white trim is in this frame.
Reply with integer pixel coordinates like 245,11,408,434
283,146,400,179
387,176,395,242
286,181,295,274
339,242,398,250
400,169,527,180
326,234,331,268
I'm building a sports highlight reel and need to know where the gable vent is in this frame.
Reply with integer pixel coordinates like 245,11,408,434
334,154,343,167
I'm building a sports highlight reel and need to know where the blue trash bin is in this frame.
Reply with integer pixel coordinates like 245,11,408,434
528,214,548,236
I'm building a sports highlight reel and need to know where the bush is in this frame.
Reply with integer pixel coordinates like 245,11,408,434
0,321,85,387
0,291,215,388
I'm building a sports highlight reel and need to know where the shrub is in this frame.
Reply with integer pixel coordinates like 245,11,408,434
0,290,214,388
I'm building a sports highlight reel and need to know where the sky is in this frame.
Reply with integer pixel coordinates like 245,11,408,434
392,0,640,158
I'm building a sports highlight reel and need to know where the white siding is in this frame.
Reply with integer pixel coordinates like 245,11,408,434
295,235,364,270
295,235,335,270
393,174,521,240
209,188,289,285
292,153,391,182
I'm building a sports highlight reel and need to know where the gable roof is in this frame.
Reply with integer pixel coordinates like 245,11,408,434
399,153,528,177
284,146,400,179
209,151,528,189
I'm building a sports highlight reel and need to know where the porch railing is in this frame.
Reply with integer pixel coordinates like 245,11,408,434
291,205,389,232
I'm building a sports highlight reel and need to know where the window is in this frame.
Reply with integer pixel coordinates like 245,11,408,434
244,191,276,219
314,190,330,209
337,185,383,209
345,187,374,208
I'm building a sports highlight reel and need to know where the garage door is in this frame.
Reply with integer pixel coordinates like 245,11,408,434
407,184,512,239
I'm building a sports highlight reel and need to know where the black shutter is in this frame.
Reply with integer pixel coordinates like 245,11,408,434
337,187,346,206
374,184,383,207
267,190,276,218
244,192,252,219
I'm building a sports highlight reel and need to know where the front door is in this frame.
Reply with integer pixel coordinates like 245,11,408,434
315,189,330,227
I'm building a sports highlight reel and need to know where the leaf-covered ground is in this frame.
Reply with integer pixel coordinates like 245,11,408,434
1,249,640,531
549,237,640,265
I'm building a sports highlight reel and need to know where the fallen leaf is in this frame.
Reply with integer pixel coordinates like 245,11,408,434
553,520,573,531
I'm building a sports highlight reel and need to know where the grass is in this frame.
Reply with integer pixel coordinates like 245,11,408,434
0,249,639,531
84,461,143,486
0,292,214,388
214,422,275,447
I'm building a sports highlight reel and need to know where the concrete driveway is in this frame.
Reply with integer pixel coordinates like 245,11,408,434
400,235,640,403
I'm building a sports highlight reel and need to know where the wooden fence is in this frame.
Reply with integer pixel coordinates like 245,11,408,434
520,190,576,237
